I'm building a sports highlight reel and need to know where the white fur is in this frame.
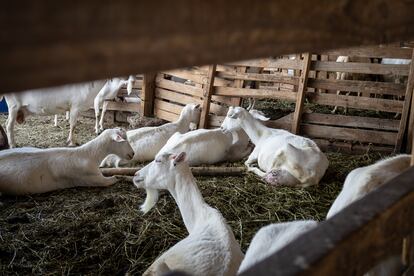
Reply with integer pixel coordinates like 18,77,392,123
0,128,134,195
238,220,317,273
3,80,106,147
139,128,253,212
221,106,328,187
327,154,410,218
157,128,252,166
100,103,201,167
94,76,136,134
133,152,244,276
327,154,410,276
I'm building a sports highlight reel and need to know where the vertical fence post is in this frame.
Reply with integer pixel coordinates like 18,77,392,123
291,53,312,134
396,49,414,152
199,65,217,128
141,73,156,117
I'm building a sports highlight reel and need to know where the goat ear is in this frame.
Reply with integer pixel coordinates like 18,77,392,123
112,133,126,142
249,110,270,121
172,152,186,165
229,109,241,119
194,103,201,109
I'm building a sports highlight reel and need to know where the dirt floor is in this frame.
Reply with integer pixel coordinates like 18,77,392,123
0,113,387,275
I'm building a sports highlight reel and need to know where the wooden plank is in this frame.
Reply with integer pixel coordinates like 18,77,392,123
209,102,228,116
311,61,410,75
302,124,397,145
302,113,400,131
216,71,299,85
307,78,406,96
4,1,414,92
292,53,312,134
314,138,394,154
199,65,217,128
141,73,156,116
395,49,414,152
155,88,203,105
228,58,303,70
214,86,297,101
229,66,247,107
307,92,404,113
154,108,180,122
240,167,414,276
161,69,205,84
155,76,203,97
104,101,141,113
154,99,183,115
321,46,413,59
211,95,239,106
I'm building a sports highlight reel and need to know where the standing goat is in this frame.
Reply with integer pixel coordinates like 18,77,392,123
221,106,328,187
327,154,411,276
238,220,317,273
94,76,136,134
100,103,201,167
0,128,134,195
2,80,106,147
133,152,244,276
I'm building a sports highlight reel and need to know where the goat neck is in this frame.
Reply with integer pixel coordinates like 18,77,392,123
175,112,193,133
168,167,210,233
77,135,112,165
240,112,271,145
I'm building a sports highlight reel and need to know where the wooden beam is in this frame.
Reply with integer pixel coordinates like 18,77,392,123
199,65,216,128
101,166,245,177
395,49,414,152
291,53,311,134
239,167,414,276
3,1,414,92
141,73,156,117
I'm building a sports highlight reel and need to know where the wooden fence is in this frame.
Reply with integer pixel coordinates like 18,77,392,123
141,44,414,153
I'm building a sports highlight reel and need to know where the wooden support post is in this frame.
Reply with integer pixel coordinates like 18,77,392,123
291,53,312,134
141,73,156,117
199,65,217,128
396,49,414,152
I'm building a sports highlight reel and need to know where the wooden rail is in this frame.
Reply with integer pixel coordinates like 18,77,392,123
3,1,414,92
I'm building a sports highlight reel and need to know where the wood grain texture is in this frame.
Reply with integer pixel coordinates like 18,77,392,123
240,167,414,276
3,0,414,92
199,65,217,128
292,53,311,134
141,73,156,116
395,49,414,152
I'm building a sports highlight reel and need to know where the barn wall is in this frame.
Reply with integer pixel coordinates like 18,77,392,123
146,44,414,153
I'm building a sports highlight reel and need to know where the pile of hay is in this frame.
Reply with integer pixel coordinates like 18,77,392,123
0,114,386,275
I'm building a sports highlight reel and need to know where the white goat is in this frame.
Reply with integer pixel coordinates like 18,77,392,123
138,127,253,213
238,220,317,273
327,154,410,276
133,152,244,276
157,128,252,166
221,106,329,187
2,80,106,147
94,76,136,134
327,154,410,218
100,103,201,167
0,128,134,195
